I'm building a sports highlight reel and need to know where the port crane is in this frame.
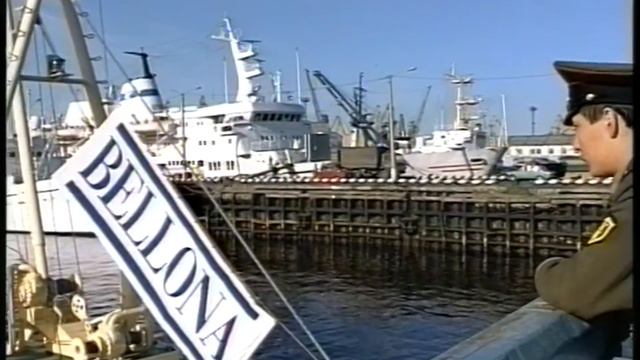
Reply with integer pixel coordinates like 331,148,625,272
311,70,384,148
414,85,432,133
311,70,397,176
305,69,324,122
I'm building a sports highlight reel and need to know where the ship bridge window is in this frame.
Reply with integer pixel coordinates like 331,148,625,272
284,114,290,121
269,113,276,121
139,89,160,96
222,125,232,131
277,114,283,121
207,115,224,124
254,113,262,121
198,160,204,167
548,148,554,154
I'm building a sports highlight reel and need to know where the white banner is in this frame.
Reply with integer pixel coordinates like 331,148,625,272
53,109,275,360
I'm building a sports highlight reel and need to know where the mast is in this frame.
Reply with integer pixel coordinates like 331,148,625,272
388,76,397,181
6,0,43,118
449,70,480,130
7,0,48,278
295,48,302,104
271,70,282,102
501,94,509,147
212,17,265,103
60,0,106,127
223,57,229,103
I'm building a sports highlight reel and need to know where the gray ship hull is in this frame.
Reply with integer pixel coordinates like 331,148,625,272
402,147,507,177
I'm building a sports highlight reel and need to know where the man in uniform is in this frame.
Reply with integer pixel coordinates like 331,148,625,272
534,61,633,350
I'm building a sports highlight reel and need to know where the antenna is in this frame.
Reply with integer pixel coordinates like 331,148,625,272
501,94,509,147
295,48,302,104
529,105,537,136
223,57,229,103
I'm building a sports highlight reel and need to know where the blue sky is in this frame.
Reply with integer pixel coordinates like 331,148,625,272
29,0,632,135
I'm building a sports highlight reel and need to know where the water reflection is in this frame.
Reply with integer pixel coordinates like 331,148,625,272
6,234,539,359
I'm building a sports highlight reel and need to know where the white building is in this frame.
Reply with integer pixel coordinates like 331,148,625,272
507,134,579,159
506,134,588,175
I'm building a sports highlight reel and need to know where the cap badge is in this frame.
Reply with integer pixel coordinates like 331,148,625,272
585,93,597,101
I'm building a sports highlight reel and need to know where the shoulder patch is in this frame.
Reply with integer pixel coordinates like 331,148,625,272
587,216,617,245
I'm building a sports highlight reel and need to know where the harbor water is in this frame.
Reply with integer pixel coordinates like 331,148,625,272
6,234,539,359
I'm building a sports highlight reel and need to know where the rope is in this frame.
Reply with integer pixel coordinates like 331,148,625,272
32,26,45,118
67,199,83,280
50,190,64,285
97,0,108,81
14,231,26,261
38,24,58,124
7,246,27,263
196,175,331,360
23,228,31,263
48,192,65,360
278,321,321,360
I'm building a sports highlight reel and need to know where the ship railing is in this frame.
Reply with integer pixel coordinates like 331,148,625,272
433,298,633,360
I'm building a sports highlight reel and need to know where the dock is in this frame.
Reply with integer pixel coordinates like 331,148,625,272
174,176,612,257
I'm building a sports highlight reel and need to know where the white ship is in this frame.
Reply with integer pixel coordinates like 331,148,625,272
7,17,331,235
152,18,331,178
402,73,507,177
6,49,174,235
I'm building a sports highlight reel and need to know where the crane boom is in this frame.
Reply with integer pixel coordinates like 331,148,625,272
312,70,381,146
305,69,323,122
415,85,432,132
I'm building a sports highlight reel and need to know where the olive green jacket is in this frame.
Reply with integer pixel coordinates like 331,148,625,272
534,161,633,320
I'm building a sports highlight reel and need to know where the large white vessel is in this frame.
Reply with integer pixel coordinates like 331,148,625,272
6,17,331,235
6,50,173,235
402,73,507,177
152,18,331,178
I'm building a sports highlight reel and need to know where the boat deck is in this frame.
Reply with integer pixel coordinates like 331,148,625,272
6,342,182,360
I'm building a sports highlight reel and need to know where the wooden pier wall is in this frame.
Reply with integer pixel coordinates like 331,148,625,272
175,178,612,257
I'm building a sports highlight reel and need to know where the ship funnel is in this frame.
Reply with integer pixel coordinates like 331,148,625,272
124,51,154,79
118,50,164,112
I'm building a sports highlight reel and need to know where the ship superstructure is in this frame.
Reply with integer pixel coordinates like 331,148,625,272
403,71,506,177
153,18,331,178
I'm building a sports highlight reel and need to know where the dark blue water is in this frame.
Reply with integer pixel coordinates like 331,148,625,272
6,234,538,359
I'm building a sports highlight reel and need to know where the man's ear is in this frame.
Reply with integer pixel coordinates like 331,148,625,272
602,107,619,138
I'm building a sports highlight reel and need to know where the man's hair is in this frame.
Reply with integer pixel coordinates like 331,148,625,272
579,104,633,128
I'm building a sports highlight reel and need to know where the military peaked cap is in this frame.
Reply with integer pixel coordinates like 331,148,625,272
554,61,633,125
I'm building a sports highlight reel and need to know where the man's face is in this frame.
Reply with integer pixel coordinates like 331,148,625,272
571,112,616,177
